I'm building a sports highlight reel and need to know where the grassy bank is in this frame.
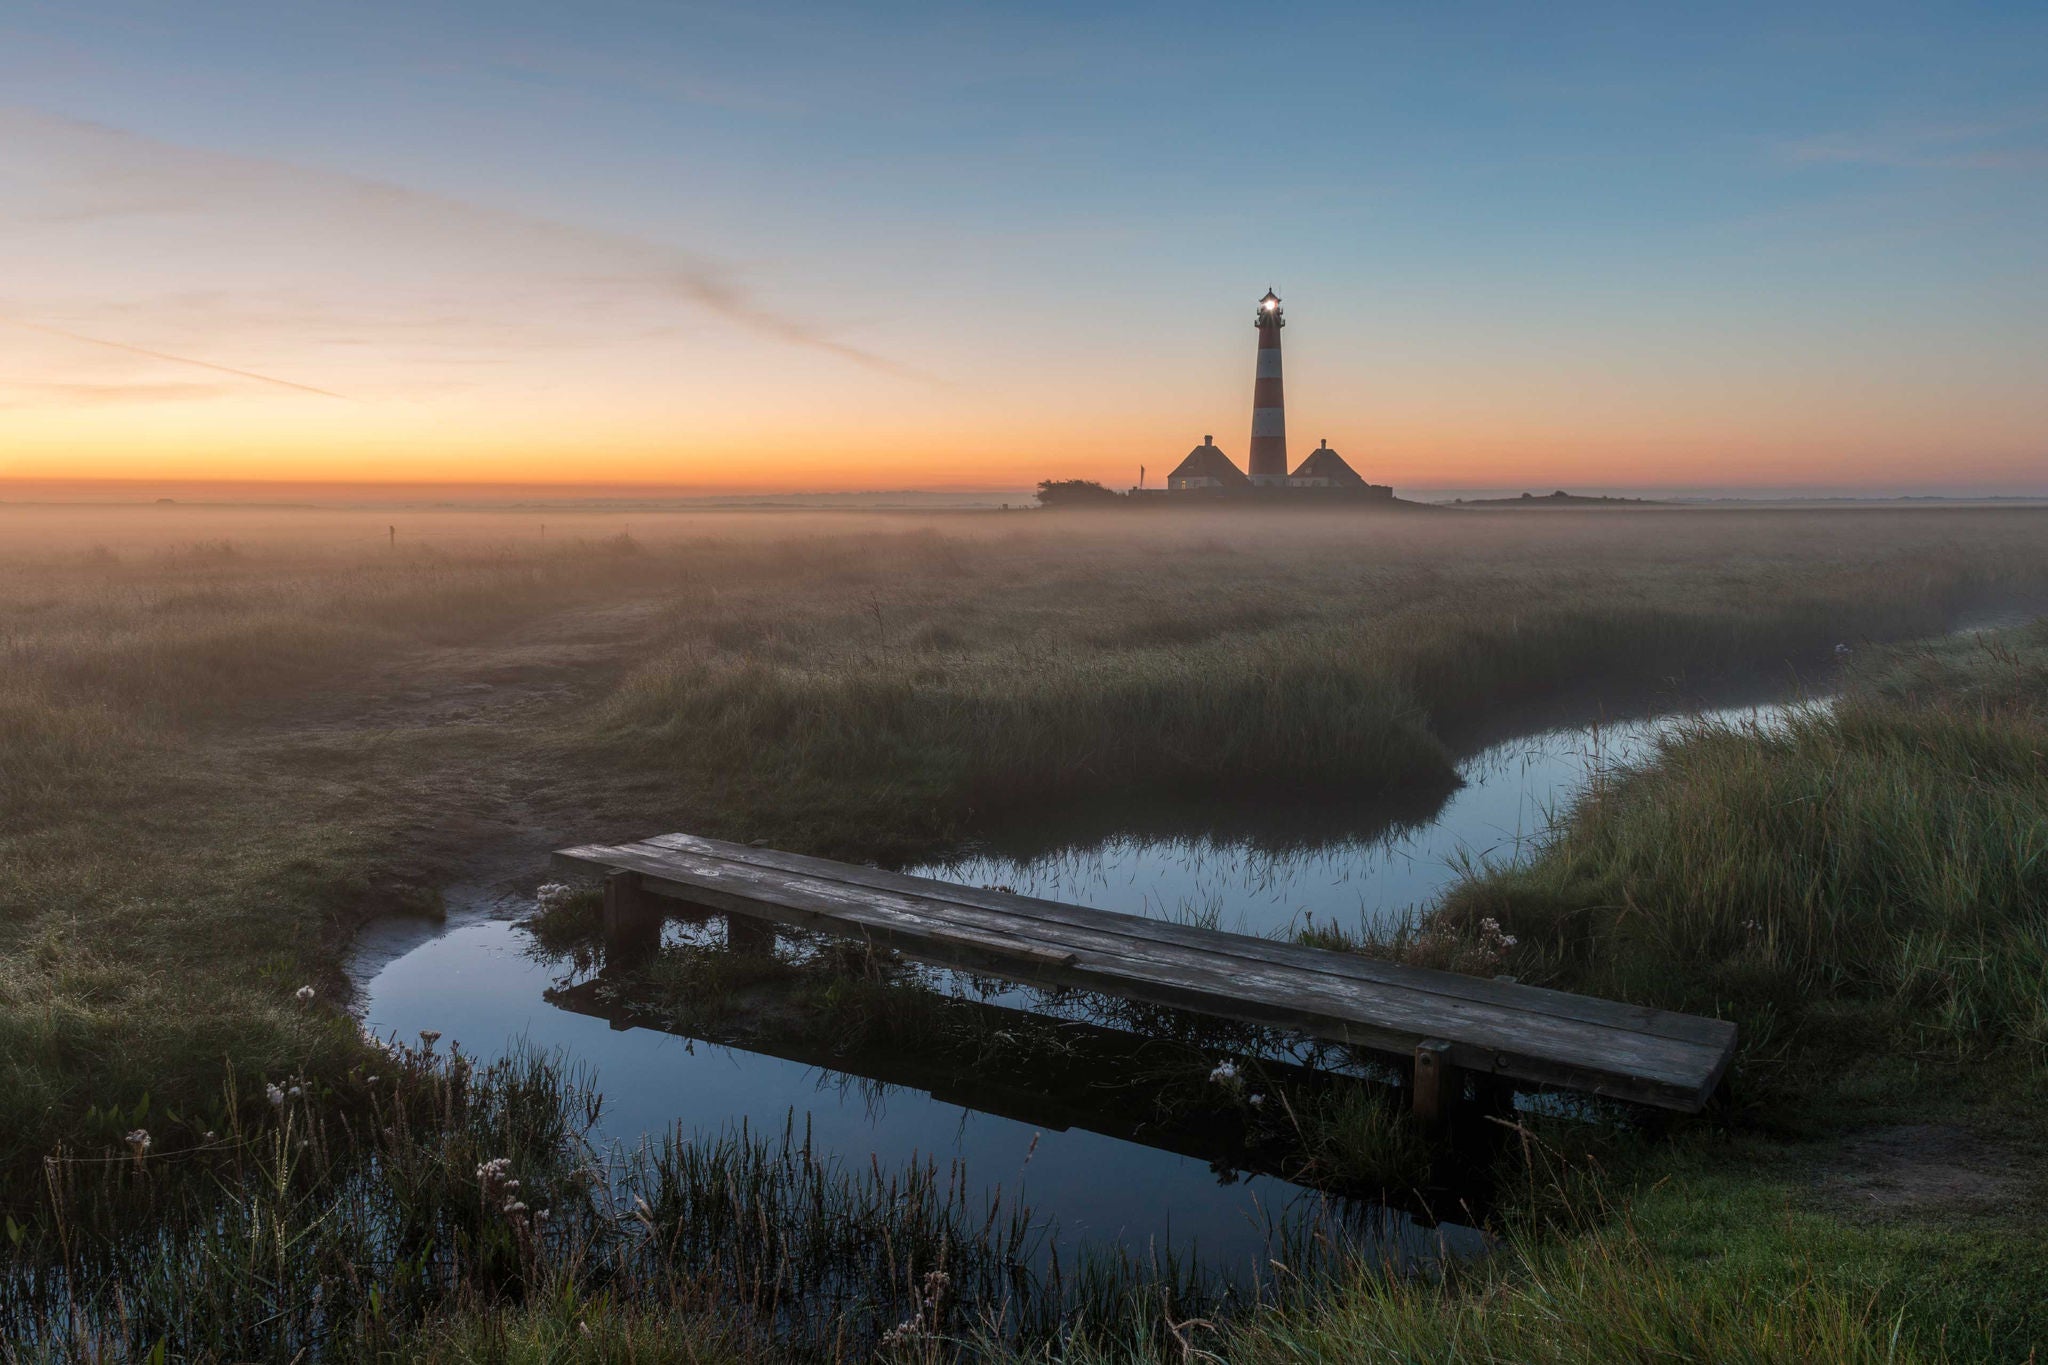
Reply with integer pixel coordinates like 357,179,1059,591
584,509,2048,857
5,505,2048,1358
1267,619,2048,1362
1425,618,2048,1084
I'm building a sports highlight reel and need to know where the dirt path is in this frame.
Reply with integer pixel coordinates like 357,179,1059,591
213,595,687,997
277,596,673,738
1816,1123,2029,1216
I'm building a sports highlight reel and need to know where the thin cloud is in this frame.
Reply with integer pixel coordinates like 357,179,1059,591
641,269,941,385
1780,107,2048,172
0,317,351,398
0,379,235,406
3,108,938,385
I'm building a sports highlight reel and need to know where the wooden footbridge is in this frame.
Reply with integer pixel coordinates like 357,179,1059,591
553,833,1736,1123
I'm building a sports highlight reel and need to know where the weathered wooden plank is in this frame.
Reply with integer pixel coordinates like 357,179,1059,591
640,833,1734,1052
551,838,1735,1110
563,840,1715,1087
602,838,1719,1082
556,840,1722,1106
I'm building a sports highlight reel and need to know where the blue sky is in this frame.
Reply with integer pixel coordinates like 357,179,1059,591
3,1,2045,492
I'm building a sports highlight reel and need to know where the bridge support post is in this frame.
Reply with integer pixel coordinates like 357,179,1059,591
603,870,663,964
726,912,779,955
1412,1039,1461,1130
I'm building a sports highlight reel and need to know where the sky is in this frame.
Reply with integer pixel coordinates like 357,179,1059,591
2,1,2046,496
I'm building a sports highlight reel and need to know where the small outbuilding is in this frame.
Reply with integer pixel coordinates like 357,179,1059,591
1289,439,1367,488
1167,435,1250,491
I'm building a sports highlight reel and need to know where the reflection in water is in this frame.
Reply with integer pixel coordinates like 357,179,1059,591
361,915,1474,1281
356,698,1816,1288
910,699,1822,939
549,960,1352,1189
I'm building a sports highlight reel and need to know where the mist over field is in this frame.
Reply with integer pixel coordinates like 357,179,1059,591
9,0,2048,1358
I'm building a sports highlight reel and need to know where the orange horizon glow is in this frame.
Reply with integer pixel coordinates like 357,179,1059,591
6,408,2046,496
6,105,2046,499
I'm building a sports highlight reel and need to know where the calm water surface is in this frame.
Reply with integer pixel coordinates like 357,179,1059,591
907,699,1822,940
354,696,1818,1279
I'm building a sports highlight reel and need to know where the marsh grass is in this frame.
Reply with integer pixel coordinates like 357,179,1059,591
4,1039,599,1361
562,509,2048,858
1188,1218,1917,1365
1,1038,1353,1363
1249,618,2048,1361
8,506,2048,1358
1406,620,2048,1083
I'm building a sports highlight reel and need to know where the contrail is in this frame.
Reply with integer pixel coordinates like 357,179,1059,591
0,317,350,399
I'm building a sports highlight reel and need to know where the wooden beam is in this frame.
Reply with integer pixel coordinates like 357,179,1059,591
602,869,662,963
640,833,1735,1049
1412,1038,1458,1129
553,835,1738,1114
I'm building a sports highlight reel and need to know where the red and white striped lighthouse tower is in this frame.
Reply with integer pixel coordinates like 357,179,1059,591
1247,288,1288,486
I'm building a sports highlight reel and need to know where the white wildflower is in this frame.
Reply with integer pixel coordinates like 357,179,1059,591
1248,1093,1266,1108
124,1129,152,1154
880,1319,923,1348
265,1083,286,1107
294,985,316,1004
536,882,577,911
1208,1060,1241,1087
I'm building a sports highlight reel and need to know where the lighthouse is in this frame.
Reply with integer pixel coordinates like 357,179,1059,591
1247,289,1288,486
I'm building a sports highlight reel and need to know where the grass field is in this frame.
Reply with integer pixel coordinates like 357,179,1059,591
4,501,2048,1359
1266,618,2048,1364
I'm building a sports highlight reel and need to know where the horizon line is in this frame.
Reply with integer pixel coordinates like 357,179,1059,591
5,476,2048,504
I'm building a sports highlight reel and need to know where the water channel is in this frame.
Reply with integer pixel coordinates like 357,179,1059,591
353,692,1825,1285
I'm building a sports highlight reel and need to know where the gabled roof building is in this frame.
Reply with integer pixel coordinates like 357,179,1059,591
1166,436,1250,491
1122,291,1400,506
1289,439,1367,488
